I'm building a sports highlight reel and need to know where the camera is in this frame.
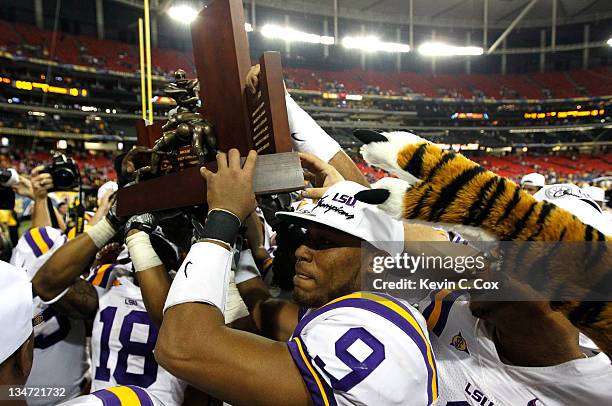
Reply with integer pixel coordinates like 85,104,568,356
43,154,80,191
0,168,18,211
0,168,19,188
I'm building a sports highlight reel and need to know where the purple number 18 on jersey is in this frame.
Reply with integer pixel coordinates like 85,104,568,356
95,307,159,387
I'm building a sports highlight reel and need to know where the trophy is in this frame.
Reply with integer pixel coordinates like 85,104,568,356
117,0,303,216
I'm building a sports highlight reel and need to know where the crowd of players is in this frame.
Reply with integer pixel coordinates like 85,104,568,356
0,74,611,406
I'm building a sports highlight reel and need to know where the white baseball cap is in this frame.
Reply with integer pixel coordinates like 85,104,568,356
534,184,611,236
521,173,545,188
97,181,118,201
276,181,405,256
0,261,33,364
10,227,67,279
582,186,608,204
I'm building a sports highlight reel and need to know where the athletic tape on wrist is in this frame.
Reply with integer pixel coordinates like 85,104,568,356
85,218,117,249
285,94,341,162
164,242,232,314
203,210,241,245
126,231,163,272
225,271,249,324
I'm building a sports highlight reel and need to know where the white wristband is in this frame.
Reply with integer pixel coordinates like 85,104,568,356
235,249,261,284
285,94,341,163
85,218,117,249
126,231,163,272
164,242,232,314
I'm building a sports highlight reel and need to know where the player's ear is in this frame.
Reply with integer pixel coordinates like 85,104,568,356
15,334,34,380
362,245,389,276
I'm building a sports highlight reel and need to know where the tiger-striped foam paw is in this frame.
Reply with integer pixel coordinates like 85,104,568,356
354,129,427,185
355,177,411,219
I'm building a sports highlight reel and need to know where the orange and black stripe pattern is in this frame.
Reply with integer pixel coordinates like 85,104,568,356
391,140,612,355
395,141,609,243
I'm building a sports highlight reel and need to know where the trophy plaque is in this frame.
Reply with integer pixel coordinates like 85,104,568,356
117,0,303,216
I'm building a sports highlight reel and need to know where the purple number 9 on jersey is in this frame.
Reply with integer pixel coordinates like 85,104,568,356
314,327,385,392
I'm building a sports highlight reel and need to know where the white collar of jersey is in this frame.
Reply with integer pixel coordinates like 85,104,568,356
0,261,33,364
276,181,405,256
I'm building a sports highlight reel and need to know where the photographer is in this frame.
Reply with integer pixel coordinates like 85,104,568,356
0,165,21,246
12,166,67,231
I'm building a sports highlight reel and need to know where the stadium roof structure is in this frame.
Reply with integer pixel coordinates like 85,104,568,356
112,0,612,29
243,0,612,29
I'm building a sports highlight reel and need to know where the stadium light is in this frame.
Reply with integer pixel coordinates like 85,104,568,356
261,24,334,45
168,5,198,24
418,42,484,56
342,36,410,53
608,37,612,46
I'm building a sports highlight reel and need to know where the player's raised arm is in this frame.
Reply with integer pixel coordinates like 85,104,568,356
235,268,299,341
246,64,367,186
32,200,126,317
155,149,313,406
125,214,172,327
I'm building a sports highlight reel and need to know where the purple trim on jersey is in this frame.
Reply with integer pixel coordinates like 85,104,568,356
297,305,309,322
287,338,337,406
39,227,55,250
92,389,122,406
87,266,99,283
420,290,439,321
126,386,154,406
99,265,114,288
432,290,465,337
24,230,43,257
293,293,436,405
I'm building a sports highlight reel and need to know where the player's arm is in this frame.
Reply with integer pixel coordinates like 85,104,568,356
156,150,312,406
49,278,99,320
30,166,54,228
239,215,299,339
246,64,367,186
157,242,311,406
125,215,171,327
236,275,299,341
32,203,125,307
242,212,272,274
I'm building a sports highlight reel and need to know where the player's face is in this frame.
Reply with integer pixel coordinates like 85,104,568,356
293,224,363,308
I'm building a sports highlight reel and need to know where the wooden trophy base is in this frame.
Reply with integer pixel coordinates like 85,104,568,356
116,152,304,216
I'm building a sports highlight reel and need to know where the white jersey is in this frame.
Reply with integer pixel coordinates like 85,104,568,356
10,227,88,406
90,274,186,406
288,292,438,406
419,290,612,406
59,385,164,406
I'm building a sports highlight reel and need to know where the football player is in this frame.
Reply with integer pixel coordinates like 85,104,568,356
418,184,612,406
0,261,34,388
59,385,163,406
155,150,446,406
10,226,89,405
31,210,188,406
